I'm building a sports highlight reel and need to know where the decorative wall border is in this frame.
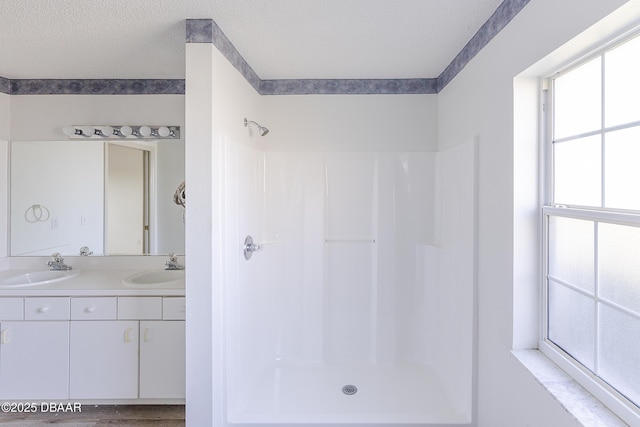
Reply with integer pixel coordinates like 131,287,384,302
187,0,529,95
186,18,261,91
0,0,529,96
437,0,531,91
259,78,438,95
185,18,438,95
1,79,184,95
0,77,10,94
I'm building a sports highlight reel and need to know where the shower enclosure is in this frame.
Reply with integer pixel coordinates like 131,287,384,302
186,40,476,427
223,143,476,425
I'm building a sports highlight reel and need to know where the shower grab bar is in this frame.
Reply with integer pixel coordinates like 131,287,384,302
324,238,376,243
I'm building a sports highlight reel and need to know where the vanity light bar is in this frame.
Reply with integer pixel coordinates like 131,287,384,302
63,125,180,139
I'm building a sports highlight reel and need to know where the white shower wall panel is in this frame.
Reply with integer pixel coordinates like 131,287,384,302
324,153,377,362
223,140,277,410
227,149,437,362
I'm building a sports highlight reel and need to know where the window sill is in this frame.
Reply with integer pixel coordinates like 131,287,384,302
511,349,627,426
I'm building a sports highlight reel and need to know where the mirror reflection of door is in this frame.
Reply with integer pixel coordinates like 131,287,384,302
106,143,149,254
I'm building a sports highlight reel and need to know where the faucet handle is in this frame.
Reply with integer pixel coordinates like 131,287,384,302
51,252,63,262
168,252,178,262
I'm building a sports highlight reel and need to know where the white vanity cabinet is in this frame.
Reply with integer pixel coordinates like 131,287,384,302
69,296,185,400
0,293,184,402
140,297,185,398
0,297,70,399
140,320,185,398
69,320,139,399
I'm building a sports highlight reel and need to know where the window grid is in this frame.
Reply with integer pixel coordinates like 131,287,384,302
543,32,640,422
543,210,640,419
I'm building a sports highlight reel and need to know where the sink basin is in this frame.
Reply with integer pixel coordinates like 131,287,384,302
123,269,185,287
0,270,80,287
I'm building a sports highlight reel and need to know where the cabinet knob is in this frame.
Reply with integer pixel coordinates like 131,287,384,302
124,328,133,343
1,329,8,344
84,307,96,313
37,307,49,313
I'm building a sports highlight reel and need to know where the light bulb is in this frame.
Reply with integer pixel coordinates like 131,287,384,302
100,126,114,137
119,126,133,137
157,126,171,137
63,126,79,136
79,126,94,137
139,126,152,137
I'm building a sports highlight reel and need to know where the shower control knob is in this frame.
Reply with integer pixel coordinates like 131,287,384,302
243,235,262,260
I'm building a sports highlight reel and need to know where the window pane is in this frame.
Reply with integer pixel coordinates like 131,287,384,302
548,280,595,370
553,135,601,207
604,127,640,210
548,216,595,293
554,57,602,139
605,35,640,127
598,304,640,406
598,222,640,315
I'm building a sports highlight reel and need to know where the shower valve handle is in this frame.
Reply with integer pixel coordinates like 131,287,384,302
243,235,262,260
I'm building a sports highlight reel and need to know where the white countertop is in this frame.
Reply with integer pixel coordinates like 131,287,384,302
0,256,185,297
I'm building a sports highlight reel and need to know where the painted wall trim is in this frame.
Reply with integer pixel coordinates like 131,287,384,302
259,78,438,95
0,0,529,96
3,79,184,95
0,77,9,94
186,18,261,92
437,0,532,91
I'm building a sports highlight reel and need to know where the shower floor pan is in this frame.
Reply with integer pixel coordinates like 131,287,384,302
228,363,470,425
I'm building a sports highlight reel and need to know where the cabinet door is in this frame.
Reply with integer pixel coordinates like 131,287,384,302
139,320,185,398
69,320,138,399
0,321,69,399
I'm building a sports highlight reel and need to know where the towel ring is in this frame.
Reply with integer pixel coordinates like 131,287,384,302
25,204,50,223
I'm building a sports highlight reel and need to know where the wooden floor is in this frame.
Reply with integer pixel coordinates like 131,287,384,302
0,405,185,426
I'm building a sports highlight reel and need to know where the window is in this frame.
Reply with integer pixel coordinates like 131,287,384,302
542,33,640,423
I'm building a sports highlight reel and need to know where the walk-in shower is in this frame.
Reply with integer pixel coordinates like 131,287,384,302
221,140,477,425
185,36,477,427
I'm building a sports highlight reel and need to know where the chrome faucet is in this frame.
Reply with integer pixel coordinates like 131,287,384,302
47,253,72,271
165,253,184,270
79,246,93,256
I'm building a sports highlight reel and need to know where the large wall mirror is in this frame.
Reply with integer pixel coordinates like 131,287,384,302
10,139,185,256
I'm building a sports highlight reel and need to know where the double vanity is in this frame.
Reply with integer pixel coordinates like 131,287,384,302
0,255,185,403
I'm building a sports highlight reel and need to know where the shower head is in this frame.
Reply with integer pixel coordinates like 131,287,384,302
244,118,269,136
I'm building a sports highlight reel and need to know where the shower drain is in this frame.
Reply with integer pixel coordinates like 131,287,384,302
341,384,358,395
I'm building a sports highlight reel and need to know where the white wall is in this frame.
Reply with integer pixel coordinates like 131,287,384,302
261,94,437,152
437,0,632,425
185,42,263,427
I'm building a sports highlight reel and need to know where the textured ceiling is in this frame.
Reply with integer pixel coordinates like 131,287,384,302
0,0,504,80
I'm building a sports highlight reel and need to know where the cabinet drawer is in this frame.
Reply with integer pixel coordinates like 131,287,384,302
0,298,23,320
71,298,117,320
118,297,162,320
24,298,70,320
163,297,185,320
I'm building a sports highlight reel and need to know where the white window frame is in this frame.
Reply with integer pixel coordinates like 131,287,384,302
540,33,640,426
